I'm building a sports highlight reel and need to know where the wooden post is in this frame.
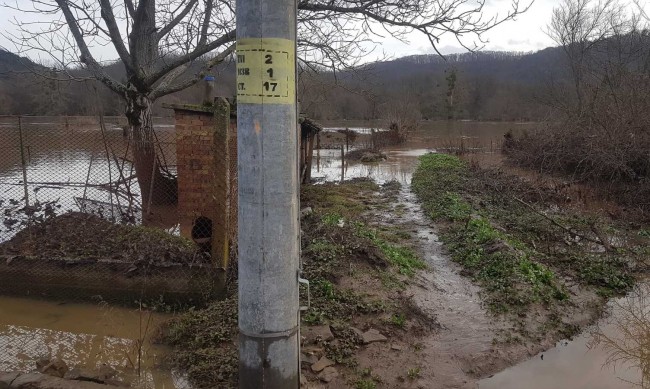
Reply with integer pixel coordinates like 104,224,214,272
212,98,231,270
306,135,315,182
345,128,349,151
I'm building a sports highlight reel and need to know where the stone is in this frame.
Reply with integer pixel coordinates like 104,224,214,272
311,356,335,373
300,207,313,217
391,344,403,351
304,325,334,344
317,367,339,383
362,328,388,344
65,368,103,383
39,359,68,378
300,374,309,387
350,326,365,339
10,372,120,388
301,353,319,368
0,372,21,389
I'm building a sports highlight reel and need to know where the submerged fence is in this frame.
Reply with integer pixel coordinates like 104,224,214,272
0,113,237,388
0,115,177,237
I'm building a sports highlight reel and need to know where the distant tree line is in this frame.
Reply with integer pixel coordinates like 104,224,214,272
1,47,569,121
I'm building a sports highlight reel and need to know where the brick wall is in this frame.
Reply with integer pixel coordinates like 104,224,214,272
170,100,237,269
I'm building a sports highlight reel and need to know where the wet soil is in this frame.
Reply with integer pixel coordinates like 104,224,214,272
305,144,648,388
330,169,598,388
0,212,207,265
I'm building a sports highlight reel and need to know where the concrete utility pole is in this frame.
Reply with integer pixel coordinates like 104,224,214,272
236,0,300,384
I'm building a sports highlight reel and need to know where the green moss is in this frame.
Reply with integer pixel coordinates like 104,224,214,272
354,379,377,389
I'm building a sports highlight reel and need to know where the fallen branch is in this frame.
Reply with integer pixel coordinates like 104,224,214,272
512,196,614,251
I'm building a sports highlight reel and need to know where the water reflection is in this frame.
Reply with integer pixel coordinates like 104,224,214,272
311,148,432,184
479,286,650,389
0,296,189,389
592,283,650,389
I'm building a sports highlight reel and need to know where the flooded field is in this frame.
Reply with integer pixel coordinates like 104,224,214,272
0,116,645,388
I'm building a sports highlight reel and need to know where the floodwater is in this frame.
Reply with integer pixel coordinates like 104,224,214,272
0,116,177,242
0,296,189,388
313,121,649,389
313,120,534,183
1,117,646,388
0,117,186,387
479,287,650,389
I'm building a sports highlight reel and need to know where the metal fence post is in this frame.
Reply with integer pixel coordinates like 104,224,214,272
236,0,300,384
17,116,29,207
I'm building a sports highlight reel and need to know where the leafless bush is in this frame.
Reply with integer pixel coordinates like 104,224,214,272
504,0,650,211
382,97,421,143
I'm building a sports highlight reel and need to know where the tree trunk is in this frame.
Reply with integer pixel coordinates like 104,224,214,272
125,94,177,209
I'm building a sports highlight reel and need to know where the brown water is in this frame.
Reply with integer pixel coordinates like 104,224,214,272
0,296,188,388
479,288,648,389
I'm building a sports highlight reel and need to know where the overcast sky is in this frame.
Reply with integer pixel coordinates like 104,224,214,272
0,0,558,64
382,0,557,57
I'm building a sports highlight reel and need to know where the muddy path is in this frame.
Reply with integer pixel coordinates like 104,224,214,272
366,176,516,388
386,185,501,388
353,149,625,388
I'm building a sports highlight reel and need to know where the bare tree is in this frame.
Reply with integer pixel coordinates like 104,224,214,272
546,0,628,113
506,0,650,207
3,0,530,204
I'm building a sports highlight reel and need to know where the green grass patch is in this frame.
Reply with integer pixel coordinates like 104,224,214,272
413,154,568,315
164,178,427,388
355,223,426,276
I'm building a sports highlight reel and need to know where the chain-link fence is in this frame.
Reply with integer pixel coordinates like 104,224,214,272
0,111,237,388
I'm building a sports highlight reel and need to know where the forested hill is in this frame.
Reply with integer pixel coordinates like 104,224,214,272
302,48,569,121
0,46,568,120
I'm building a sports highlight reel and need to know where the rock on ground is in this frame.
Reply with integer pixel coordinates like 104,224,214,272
1,372,122,389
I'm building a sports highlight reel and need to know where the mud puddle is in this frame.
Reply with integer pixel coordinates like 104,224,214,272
387,182,507,388
0,296,190,388
480,285,650,389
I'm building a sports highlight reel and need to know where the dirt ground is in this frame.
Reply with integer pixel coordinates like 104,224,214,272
0,212,207,265
161,152,649,389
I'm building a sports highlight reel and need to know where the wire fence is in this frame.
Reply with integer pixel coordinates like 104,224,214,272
0,114,236,389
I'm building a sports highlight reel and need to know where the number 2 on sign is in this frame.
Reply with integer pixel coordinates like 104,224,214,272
263,82,278,92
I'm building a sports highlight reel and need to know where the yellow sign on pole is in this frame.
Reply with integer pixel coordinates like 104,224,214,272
236,38,296,105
